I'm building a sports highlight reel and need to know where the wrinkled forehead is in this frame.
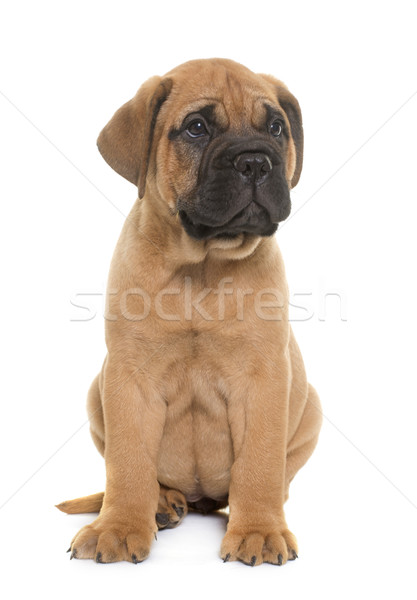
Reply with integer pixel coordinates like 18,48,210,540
163,66,280,131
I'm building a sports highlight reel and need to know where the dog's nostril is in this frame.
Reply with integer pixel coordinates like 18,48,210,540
233,152,272,182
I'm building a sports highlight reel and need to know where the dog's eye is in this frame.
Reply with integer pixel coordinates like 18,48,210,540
269,120,282,137
186,120,208,138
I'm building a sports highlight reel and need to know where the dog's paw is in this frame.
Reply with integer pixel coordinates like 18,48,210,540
220,526,298,566
156,487,188,529
69,515,156,563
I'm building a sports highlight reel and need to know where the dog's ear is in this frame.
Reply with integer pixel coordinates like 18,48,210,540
259,75,304,188
97,76,173,198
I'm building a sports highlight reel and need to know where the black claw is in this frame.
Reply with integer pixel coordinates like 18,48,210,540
293,551,298,560
66,547,71,553
156,512,170,526
95,552,103,563
278,553,283,566
131,553,139,564
250,555,256,567
171,503,184,518
70,548,77,560
223,553,231,563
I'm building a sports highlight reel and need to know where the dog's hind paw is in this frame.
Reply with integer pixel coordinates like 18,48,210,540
156,487,188,530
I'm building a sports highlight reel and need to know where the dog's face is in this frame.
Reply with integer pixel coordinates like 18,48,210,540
98,59,303,242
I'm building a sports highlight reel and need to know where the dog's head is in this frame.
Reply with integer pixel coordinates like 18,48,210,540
98,58,303,242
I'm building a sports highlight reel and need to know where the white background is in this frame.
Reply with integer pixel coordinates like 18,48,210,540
1,0,416,598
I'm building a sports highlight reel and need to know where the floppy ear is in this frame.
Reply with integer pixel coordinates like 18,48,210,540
97,76,173,198
259,74,304,188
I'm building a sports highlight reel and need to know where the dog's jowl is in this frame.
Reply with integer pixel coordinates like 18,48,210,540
57,58,322,566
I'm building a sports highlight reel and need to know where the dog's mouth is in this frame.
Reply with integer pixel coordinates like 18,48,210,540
179,201,282,241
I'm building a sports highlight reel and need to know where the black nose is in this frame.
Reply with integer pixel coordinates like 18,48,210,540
233,152,273,183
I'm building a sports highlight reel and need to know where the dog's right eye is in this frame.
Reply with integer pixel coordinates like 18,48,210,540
186,120,208,138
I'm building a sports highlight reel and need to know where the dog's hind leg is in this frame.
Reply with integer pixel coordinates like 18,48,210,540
87,372,105,457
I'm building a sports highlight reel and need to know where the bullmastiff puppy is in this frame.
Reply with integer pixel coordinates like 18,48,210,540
57,58,322,567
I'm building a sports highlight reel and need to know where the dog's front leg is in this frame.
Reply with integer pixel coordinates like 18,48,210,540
70,358,166,563
221,356,298,566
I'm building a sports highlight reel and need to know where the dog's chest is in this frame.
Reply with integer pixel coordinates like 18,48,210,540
157,358,233,501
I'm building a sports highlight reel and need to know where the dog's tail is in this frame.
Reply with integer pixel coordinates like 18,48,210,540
55,492,104,514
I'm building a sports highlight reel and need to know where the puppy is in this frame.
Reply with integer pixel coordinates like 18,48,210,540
57,58,322,567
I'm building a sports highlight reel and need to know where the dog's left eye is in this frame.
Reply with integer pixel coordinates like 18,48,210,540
269,120,282,137
186,120,208,138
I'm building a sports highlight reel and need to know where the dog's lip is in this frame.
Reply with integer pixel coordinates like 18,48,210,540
178,208,247,239
213,231,241,239
178,204,252,229
178,199,265,230
178,208,278,241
